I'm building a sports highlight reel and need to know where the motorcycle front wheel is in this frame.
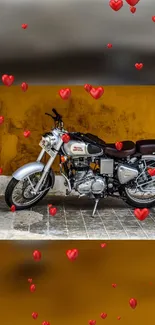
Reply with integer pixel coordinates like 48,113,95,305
5,170,55,210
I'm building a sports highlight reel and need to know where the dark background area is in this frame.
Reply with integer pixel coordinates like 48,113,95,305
0,0,154,84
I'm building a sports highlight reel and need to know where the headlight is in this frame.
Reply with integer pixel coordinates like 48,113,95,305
42,134,57,147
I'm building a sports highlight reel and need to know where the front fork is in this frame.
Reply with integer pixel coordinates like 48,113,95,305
33,140,63,194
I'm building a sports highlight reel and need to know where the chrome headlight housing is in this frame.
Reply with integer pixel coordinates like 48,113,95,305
42,133,58,148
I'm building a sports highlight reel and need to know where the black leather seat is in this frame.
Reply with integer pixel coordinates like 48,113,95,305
105,141,136,158
136,140,155,154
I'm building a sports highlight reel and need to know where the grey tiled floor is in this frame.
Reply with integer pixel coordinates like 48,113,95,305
0,196,155,239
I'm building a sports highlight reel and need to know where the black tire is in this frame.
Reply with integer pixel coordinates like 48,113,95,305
5,169,55,210
125,188,155,208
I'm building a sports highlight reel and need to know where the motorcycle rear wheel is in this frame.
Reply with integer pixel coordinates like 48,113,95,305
125,186,155,208
5,170,55,210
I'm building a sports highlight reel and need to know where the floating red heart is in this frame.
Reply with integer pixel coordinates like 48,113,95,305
117,316,121,320
107,43,113,48
49,207,57,216
62,134,70,143
2,74,14,86
33,250,41,261
21,82,28,92
42,322,50,325
101,313,107,319
89,320,96,325
48,204,53,208
30,284,36,292
0,168,3,175
32,312,38,320
59,88,71,100
129,298,137,309
112,283,117,288
100,243,107,248
134,208,149,221
23,130,31,138
148,168,155,177
109,0,123,11
115,142,123,151
0,116,4,124
135,63,143,70
130,6,136,13
152,16,155,22
84,84,92,93
125,0,139,5
10,205,16,212
90,87,104,99
66,249,79,261
28,278,33,283
22,24,28,29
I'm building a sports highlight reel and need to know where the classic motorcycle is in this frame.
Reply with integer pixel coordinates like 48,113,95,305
5,108,155,216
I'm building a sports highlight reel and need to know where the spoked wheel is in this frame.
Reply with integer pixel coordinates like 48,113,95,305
125,159,155,208
5,170,55,210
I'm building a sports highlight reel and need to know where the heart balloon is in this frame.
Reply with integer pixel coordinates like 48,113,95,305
125,0,140,5
129,298,137,309
134,208,149,221
109,0,123,11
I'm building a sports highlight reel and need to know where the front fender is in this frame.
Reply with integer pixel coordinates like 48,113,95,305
13,162,45,181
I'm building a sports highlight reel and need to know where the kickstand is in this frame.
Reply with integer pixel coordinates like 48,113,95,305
92,198,100,218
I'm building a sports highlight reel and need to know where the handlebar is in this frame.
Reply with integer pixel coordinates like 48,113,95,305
45,108,63,127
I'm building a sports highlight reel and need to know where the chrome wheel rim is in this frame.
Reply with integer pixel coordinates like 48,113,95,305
12,172,48,207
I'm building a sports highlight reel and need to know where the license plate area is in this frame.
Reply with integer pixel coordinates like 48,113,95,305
39,140,55,157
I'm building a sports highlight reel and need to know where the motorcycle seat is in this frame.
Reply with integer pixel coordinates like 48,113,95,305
105,141,136,158
136,139,155,155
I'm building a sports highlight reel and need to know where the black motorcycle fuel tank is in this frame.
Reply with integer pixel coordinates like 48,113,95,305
62,140,103,157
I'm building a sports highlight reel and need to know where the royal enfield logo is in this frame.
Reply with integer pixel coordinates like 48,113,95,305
73,146,83,152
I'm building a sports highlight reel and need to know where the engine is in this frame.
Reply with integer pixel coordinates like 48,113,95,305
72,158,107,195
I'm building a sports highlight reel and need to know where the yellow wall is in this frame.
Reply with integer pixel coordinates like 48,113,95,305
0,85,155,175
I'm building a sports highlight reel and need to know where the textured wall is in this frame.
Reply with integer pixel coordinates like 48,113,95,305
0,85,155,175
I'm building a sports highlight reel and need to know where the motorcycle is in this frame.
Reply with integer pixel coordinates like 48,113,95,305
5,108,155,216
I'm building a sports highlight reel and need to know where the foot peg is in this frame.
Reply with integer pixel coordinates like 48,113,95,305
91,199,100,217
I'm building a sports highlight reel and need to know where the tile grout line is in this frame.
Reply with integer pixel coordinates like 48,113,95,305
97,210,111,239
112,209,130,239
80,210,90,239
63,203,69,238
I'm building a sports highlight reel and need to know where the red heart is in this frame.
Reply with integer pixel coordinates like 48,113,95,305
90,87,104,99
112,283,117,288
48,204,53,208
135,63,143,70
115,142,123,151
109,0,123,11
134,208,149,221
0,168,3,175
62,134,70,143
101,313,107,319
59,88,71,100
107,43,113,48
129,298,137,309
30,284,36,292
117,316,121,320
0,116,4,124
22,24,28,29
28,278,33,283
23,130,31,138
89,321,96,325
49,207,57,216
125,0,139,5
10,205,16,212
130,6,136,13
2,74,14,86
148,168,155,177
100,243,107,248
21,82,28,92
32,312,38,320
33,250,41,261
84,84,92,93
42,322,50,325
66,249,79,261
152,16,155,22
